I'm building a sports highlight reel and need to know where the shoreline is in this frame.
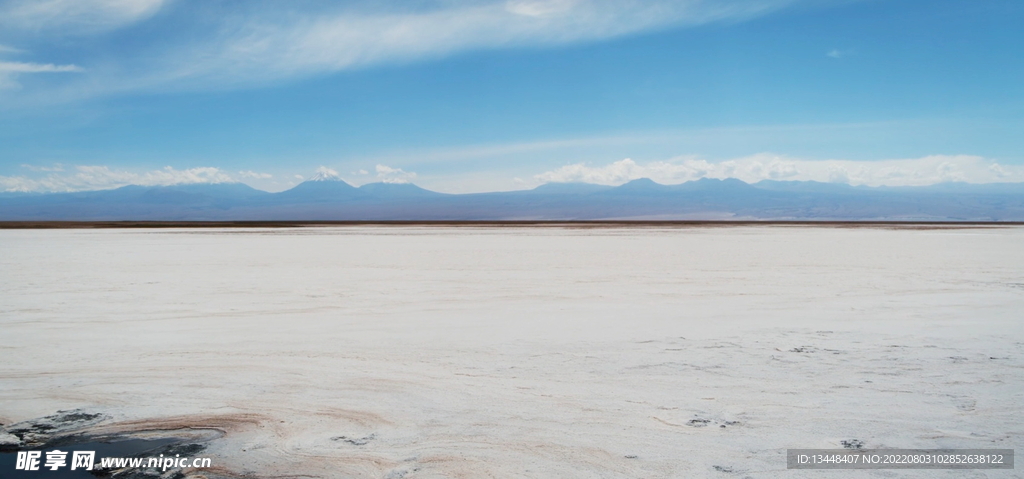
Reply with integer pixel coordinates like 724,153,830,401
2,220,1023,229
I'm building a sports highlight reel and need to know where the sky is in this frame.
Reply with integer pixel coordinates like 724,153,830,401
0,0,1022,193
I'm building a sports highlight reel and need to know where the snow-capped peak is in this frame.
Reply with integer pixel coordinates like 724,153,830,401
308,167,342,182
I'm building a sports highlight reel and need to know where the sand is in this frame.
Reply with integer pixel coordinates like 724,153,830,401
1,225,1021,478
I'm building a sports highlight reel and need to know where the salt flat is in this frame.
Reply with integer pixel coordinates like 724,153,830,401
1,226,1021,478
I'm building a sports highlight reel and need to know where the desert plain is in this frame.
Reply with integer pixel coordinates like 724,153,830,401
1,225,1021,478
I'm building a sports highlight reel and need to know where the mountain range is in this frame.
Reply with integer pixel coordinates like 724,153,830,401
2,174,1024,221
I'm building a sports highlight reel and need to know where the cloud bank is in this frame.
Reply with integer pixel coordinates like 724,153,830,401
4,155,1022,194
535,155,1024,187
0,165,234,193
375,164,417,184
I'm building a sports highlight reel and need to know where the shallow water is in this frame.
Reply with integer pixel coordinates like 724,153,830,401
0,438,179,478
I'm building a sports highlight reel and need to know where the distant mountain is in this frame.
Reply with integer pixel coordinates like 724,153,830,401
272,176,360,203
752,180,858,193
523,182,614,195
308,169,343,182
1,178,1022,221
596,178,678,197
358,182,443,199
0,182,271,221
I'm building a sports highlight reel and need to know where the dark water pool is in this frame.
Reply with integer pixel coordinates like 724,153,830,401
0,437,179,478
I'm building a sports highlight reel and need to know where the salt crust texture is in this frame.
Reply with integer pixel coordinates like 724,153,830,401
1,226,1022,478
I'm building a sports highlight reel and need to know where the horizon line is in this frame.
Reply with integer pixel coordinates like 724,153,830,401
6,176,1024,196
3,220,1024,230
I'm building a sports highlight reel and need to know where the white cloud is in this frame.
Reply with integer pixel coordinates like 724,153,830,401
826,48,853,59
0,0,168,34
536,157,718,185
534,154,1024,187
238,170,272,179
765,159,799,179
827,165,849,183
0,61,83,73
310,166,341,179
3,155,1022,194
0,60,83,89
20,163,64,172
989,163,1012,178
0,44,26,54
506,0,580,17
0,165,234,193
0,0,816,98
169,0,801,88
375,164,417,184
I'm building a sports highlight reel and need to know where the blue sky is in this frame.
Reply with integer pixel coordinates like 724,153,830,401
1,0,1022,192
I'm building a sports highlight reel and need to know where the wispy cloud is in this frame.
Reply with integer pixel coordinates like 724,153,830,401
20,163,64,172
535,155,1024,187
0,60,84,89
0,44,26,54
0,0,168,34
826,48,853,58
0,61,82,73
185,0,795,86
238,170,272,179
2,0,815,99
